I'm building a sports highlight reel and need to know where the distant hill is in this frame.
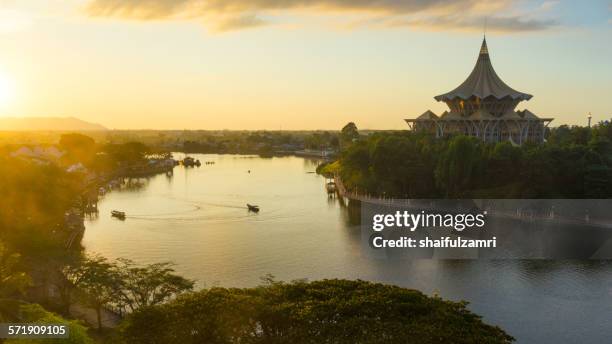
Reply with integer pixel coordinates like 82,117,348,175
0,117,107,131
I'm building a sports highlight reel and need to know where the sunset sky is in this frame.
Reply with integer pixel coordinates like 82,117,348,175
0,0,610,129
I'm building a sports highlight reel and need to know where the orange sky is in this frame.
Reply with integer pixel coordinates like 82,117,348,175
0,0,610,129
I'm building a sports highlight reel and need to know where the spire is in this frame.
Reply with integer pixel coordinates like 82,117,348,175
434,37,532,102
479,37,489,55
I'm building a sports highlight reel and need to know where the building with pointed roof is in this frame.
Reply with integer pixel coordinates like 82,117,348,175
406,37,553,145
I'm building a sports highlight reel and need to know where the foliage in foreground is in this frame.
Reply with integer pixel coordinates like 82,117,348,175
119,279,513,344
60,254,194,329
0,241,31,321
5,304,92,344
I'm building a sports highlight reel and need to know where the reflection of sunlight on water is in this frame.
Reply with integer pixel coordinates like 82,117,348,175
127,204,202,217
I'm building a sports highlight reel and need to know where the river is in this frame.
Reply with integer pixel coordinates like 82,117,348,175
83,154,612,343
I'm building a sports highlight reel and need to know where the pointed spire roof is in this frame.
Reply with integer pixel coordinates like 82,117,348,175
416,110,439,120
434,37,532,102
480,37,489,54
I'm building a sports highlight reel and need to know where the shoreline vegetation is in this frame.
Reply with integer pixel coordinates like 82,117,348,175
319,121,612,199
1,120,609,343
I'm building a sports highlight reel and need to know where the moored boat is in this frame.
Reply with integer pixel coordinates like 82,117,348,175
111,210,126,219
182,157,201,167
326,181,336,193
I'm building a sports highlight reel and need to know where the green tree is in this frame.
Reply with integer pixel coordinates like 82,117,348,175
58,255,90,315
6,304,92,344
116,258,194,313
104,142,149,165
120,279,513,344
435,136,483,197
340,122,359,146
76,255,123,330
59,133,96,165
593,120,612,141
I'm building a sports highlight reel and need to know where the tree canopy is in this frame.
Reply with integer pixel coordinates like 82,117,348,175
61,254,194,329
59,133,97,166
341,122,360,146
119,279,513,344
337,122,612,199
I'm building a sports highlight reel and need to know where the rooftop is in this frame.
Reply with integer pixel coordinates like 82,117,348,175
434,38,533,102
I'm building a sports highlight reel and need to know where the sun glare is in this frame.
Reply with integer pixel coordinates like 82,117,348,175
0,73,15,108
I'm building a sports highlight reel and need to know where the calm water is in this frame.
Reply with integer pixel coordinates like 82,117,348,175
84,154,612,344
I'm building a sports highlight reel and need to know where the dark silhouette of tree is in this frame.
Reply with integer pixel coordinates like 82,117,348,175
74,255,122,330
59,133,96,165
120,279,513,344
115,258,194,313
340,122,359,146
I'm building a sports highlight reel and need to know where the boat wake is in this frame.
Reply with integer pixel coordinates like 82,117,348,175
126,204,203,217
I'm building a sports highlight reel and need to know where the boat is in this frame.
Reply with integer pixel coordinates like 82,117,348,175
182,157,201,167
326,181,337,193
111,210,126,219
247,204,260,212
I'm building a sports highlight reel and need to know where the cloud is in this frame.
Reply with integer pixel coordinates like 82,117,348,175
214,14,266,32
86,0,500,18
85,0,558,33
539,1,559,11
386,15,558,33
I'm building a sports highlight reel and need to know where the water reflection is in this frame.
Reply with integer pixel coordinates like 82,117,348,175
83,154,612,344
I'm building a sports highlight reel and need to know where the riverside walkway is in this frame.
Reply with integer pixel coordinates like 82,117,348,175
333,175,612,230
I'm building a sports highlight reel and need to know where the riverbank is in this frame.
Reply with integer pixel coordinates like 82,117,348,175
24,156,181,332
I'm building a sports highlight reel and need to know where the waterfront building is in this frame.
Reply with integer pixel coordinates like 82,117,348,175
406,38,553,145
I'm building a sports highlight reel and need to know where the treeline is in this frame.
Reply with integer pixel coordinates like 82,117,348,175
182,131,340,155
59,133,161,173
334,122,612,199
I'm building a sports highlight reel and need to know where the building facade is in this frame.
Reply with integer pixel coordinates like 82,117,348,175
406,38,553,145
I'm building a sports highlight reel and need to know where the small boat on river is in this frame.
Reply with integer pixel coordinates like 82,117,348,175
247,204,260,212
111,210,126,220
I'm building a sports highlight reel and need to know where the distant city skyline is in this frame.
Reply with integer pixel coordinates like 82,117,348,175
0,0,610,129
